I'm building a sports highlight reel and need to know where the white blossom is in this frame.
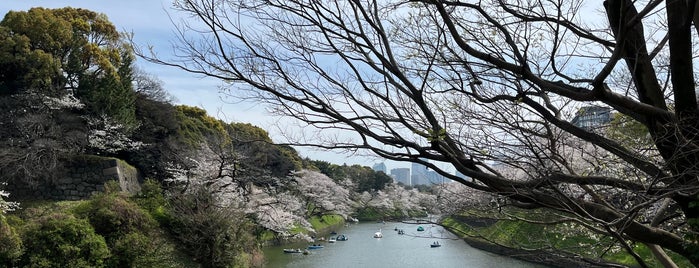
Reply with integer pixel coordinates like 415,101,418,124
42,93,85,110
0,183,19,213
86,115,144,153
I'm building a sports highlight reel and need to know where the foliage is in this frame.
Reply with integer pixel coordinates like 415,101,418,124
71,182,189,267
174,105,228,148
0,7,137,127
133,179,171,224
72,189,156,242
108,231,181,268
167,184,258,268
0,25,60,93
19,212,110,268
0,215,22,265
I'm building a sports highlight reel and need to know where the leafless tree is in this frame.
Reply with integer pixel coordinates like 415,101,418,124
140,0,699,266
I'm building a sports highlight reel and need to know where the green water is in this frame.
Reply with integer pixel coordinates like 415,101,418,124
263,222,549,268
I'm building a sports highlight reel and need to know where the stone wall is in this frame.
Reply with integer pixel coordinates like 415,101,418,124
7,155,141,201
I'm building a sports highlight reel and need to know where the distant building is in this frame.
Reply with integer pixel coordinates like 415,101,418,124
425,170,447,185
411,160,429,186
571,105,613,131
390,168,411,185
372,162,387,173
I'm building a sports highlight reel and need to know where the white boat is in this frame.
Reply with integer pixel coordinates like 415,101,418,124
328,237,337,243
283,248,303,253
373,229,383,238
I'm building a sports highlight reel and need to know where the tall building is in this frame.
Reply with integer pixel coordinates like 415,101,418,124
571,105,613,131
390,168,411,185
411,160,429,186
425,170,447,185
372,162,387,173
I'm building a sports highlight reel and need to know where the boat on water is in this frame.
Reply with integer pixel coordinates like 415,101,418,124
336,234,348,241
283,248,304,253
307,244,325,250
330,231,338,235
328,237,337,243
373,229,383,238
431,241,441,248
397,229,404,235
417,226,425,231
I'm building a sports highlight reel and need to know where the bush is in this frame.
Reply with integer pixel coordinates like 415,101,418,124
73,191,156,241
133,179,171,224
109,231,180,268
168,185,257,268
0,215,23,265
72,187,184,267
20,212,110,267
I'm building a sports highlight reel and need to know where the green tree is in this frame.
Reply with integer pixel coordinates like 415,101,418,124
0,7,137,127
20,213,110,268
0,26,60,93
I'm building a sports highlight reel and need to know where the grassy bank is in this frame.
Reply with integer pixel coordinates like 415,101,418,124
354,207,428,222
309,214,344,232
441,211,691,268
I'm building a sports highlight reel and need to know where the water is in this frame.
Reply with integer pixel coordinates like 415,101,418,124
263,222,549,268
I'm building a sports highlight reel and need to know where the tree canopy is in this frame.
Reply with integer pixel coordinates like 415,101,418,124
0,7,136,127
144,0,699,265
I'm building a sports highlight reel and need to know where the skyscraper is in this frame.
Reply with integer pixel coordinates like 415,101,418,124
411,160,429,185
372,162,387,173
390,168,411,185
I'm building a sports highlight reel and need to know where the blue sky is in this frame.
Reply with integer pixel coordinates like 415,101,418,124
0,1,398,169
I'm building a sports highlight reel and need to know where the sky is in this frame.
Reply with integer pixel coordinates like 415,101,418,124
0,1,403,170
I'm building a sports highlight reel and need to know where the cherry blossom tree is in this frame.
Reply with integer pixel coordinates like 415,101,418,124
291,170,353,218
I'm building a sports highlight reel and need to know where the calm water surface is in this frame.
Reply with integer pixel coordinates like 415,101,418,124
263,222,549,268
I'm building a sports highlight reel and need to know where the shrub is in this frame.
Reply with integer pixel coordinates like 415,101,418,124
72,187,181,267
0,215,23,265
20,213,110,267
73,191,156,241
168,185,257,268
133,179,171,224
109,231,181,268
